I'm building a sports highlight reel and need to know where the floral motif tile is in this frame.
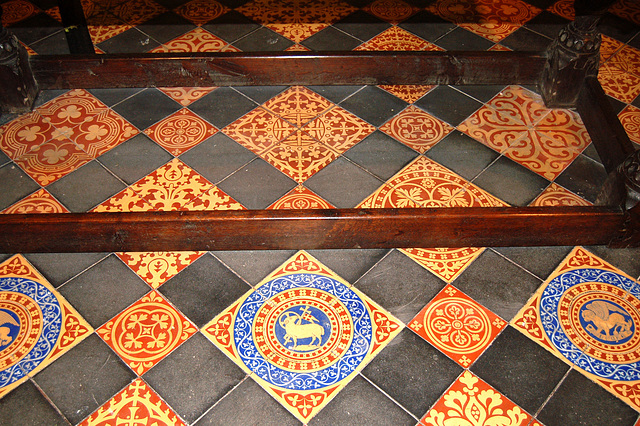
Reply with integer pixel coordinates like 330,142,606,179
116,251,205,289
80,379,186,426
174,0,229,26
1,189,69,214
158,87,217,106
0,111,61,160
378,85,434,104
1,0,40,26
266,23,329,43
223,107,297,155
548,0,573,20
111,0,166,25
486,85,550,128
302,107,375,152
598,62,640,104
145,109,217,155
0,255,92,399
379,105,454,153
14,139,93,186
355,26,443,51
530,183,591,207
184,186,245,211
619,104,640,146
237,0,357,27
286,44,312,52
428,0,540,42
268,185,335,209
609,0,640,26
88,21,132,45
97,291,197,374
202,251,403,422
421,371,532,425
263,86,334,128
401,247,485,283
512,247,640,411
37,89,108,129
71,109,139,158
409,285,505,367
607,46,640,78
363,0,419,24
488,43,512,51
92,188,155,212
150,28,240,53
601,35,625,63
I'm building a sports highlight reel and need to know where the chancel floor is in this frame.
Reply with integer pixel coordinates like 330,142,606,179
1,0,640,424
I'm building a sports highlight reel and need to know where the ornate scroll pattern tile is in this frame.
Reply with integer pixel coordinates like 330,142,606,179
402,248,485,283
362,0,419,24
302,107,375,152
37,89,108,129
619,105,640,146
97,291,197,374
268,186,335,209
202,251,403,422
88,19,131,45
185,186,245,211
355,26,443,51
112,0,166,25
267,23,329,43
150,28,240,53
14,139,93,186
428,0,540,42
379,105,454,153
116,252,205,289
410,285,505,367
601,35,625,63
512,247,640,411
263,86,334,128
1,189,69,214
92,188,155,212
80,379,186,426
0,255,92,399
599,62,640,104
174,0,229,26
607,46,640,78
286,44,311,51
158,87,217,106
530,183,591,207
422,371,532,425
378,85,434,104
145,109,218,155
223,107,297,155
609,0,640,26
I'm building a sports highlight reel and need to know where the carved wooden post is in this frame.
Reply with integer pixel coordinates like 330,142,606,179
614,150,640,247
0,8,38,114
541,0,614,107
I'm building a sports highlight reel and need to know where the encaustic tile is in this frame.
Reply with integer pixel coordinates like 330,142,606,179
512,246,640,411
202,251,403,423
0,255,92,399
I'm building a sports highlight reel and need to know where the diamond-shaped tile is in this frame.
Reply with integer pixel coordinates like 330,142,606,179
268,185,335,209
80,379,186,425
158,87,217,106
598,62,640,104
355,26,443,51
97,291,197,374
1,0,40,26
607,45,640,78
422,371,532,425
619,104,640,146
116,251,205,289
202,251,403,423
174,0,229,26
237,0,357,27
266,23,330,43
609,0,640,25
530,182,592,207
1,188,69,214
379,105,454,153
71,109,139,158
263,86,334,128
409,285,505,367
112,0,166,25
303,107,375,152
0,111,61,160
145,109,218,155
223,107,297,155
548,0,574,20
486,85,550,127
37,89,109,129
14,139,93,186
378,85,434,103
363,0,419,24
185,185,245,211
150,28,240,53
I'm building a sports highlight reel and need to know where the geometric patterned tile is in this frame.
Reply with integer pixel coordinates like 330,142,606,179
223,107,297,155
112,0,167,26
116,251,206,289
69,109,139,158
91,187,155,212
409,284,506,368
530,182,592,207
599,62,640,104
619,104,640,146
379,105,454,153
157,87,217,107
36,89,108,130
609,0,640,26
13,139,93,186
512,246,640,411
97,291,197,374
421,370,532,425
0,255,92,399
355,26,443,51
1,188,69,214
145,109,218,155
362,0,419,24
202,251,403,423
79,378,186,425
268,185,335,209
0,111,60,160
302,107,375,153
400,247,485,283
1,0,40,26
262,86,334,128
174,0,229,26
377,85,435,104
149,28,240,53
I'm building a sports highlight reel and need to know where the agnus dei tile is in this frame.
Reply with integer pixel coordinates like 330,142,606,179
512,246,640,411
409,284,506,368
202,251,403,422
0,255,92,399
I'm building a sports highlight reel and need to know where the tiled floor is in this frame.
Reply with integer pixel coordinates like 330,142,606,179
1,0,640,424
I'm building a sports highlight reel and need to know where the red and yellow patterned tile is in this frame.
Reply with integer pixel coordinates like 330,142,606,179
92,188,155,212
548,0,574,20
362,0,419,24
174,0,229,26
379,105,454,153
223,107,297,155
185,185,245,211
80,379,186,425
268,185,335,209
512,247,640,411
409,285,506,367
14,139,93,186
111,0,166,25
530,182,592,207
157,87,217,107
97,291,197,374
1,189,69,214
402,247,486,283
145,109,217,155
0,111,62,160
598,62,640,104
237,0,357,26
266,23,329,44
421,371,532,425
609,0,640,26
378,85,435,104
0,255,92,399
150,28,240,53
302,107,375,152
355,26,443,51
619,104,640,146
202,251,403,422
263,86,334,128
1,0,40,26
116,252,205,289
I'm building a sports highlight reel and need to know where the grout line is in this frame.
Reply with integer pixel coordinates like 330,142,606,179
488,247,549,283
530,366,573,421
27,376,74,426
191,375,252,425
358,373,421,423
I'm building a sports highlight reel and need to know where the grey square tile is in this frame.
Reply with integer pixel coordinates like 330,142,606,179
339,86,408,127
491,246,573,281
97,27,161,53
144,333,246,424
202,11,260,43
301,26,362,51
399,10,456,42
46,161,126,212
211,250,297,286
501,27,553,51
306,248,390,285
24,252,109,288
554,154,608,204
29,31,70,55
0,163,40,211
189,88,258,129
33,89,69,108
136,12,196,44
584,245,640,280
58,255,150,327
98,133,172,184
0,380,68,426
111,88,181,131
9,13,63,46
308,86,364,104
333,11,391,42
344,131,418,180
0,150,10,167
425,130,499,181
523,10,571,39
599,12,639,43
232,86,288,105
453,85,505,103
433,27,494,51
233,27,294,51
88,88,144,108
414,86,483,126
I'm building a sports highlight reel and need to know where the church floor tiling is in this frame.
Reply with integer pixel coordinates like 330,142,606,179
1,0,640,424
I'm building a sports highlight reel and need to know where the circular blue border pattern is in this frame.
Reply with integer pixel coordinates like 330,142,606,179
0,277,62,389
234,273,372,390
540,268,640,382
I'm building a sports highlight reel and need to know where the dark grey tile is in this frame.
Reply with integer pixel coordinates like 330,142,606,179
452,249,542,321
414,86,483,127
34,334,136,425
88,88,144,107
195,378,299,425
179,133,256,184
233,27,294,51
501,27,553,51
304,157,383,208
159,253,251,327
333,11,390,42
584,245,640,280
136,12,196,44
46,161,126,212
24,252,109,288
425,130,499,181
0,113,19,127
523,10,571,39
301,26,362,51
599,12,639,43
0,150,10,166
189,88,258,129
0,380,69,426
472,155,550,206
217,158,297,210
472,326,569,414
343,131,418,180
9,13,63,45
0,163,40,211
307,85,364,104
154,0,190,8
630,33,640,51
581,142,604,165
144,333,246,424
537,370,638,426
399,10,457,42
339,86,408,127
232,86,288,105
491,246,572,280
362,328,463,418
354,250,446,324
202,11,260,43
211,250,297,286
29,31,70,55
28,0,59,9
306,249,390,285
554,154,608,204
309,375,416,426
433,27,494,51
58,255,150,327
112,88,181,131
452,85,504,103
608,94,628,115
33,89,69,108
97,27,161,53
